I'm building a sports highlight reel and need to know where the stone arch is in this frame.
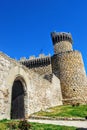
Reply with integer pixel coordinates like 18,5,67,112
6,66,30,119
11,77,26,119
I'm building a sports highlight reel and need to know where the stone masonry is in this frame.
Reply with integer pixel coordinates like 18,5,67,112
51,32,87,104
0,31,87,120
0,52,62,120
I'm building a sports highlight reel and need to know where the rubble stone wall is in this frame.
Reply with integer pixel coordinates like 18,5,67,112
52,51,87,104
20,56,52,81
53,41,73,54
0,52,62,120
29,64,52,77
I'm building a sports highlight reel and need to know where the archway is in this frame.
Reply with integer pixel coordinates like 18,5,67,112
11,78,25,119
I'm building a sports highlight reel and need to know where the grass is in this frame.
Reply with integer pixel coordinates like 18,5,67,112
30,122,76,130
0,120,76,130
0,105,87,129
33,105,87,118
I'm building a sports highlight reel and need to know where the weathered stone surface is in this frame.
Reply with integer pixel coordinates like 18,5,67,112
51,32,87,104
20,55,52,81
54,41,73,54
0,52,62,120
52,51,87,104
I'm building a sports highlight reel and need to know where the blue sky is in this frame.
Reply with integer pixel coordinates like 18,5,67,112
0,0,87,73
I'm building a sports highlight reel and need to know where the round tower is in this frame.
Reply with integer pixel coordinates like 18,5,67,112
51,32,87,105
51,32,73,54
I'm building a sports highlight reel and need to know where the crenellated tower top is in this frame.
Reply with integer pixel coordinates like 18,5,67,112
51,32,73,54
51,32,73,45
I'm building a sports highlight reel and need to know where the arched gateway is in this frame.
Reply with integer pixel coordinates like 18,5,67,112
11,77,26,119
6,66,29,119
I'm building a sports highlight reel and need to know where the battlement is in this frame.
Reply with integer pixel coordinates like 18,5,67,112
19,54,51,68
51,32,73,45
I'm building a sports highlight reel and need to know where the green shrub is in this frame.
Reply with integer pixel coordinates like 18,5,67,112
0,123,7,130
7,122,18,129
18,119,31,130
0,118,9,122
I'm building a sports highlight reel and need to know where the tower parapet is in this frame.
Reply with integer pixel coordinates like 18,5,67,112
51,32,73,54
51,32,72,44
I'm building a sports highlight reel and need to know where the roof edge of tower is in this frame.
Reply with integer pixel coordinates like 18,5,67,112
51,32,73,45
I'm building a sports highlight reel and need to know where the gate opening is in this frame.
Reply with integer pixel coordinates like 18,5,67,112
11,80,25,119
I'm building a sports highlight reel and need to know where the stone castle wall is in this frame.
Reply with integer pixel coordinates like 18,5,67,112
20,55,52,81
29,64,52,77
53,41,73,54
52,50,87,104
0,52,62,120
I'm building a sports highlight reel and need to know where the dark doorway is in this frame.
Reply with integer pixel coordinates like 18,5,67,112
11,80,25,119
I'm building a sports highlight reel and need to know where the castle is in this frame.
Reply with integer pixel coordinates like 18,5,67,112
0,31,87,120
